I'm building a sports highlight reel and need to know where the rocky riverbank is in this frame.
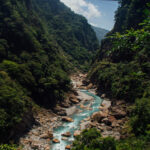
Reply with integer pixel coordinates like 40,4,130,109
90,97,129,140
19,73,95,150
19,73,129,149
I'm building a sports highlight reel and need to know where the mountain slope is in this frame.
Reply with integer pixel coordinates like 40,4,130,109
92,26,108,42
87,0,150,149
0,0,98,142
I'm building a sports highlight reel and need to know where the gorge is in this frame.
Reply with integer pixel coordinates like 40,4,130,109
0,0,150,150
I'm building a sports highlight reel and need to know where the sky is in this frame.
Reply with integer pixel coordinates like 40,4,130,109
60,0,119,30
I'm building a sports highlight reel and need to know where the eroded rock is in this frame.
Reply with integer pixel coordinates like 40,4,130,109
62,117,74,122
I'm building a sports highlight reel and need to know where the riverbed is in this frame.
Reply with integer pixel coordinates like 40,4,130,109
51,90,103,150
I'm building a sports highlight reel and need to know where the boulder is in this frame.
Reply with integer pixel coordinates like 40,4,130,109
44,145,50,150
80,104,86,109
101,118,111,126
31,141,39,149
74,130,81,137
91,111,108,122
61,132,71,137
53,107,67,116
62,137,68,140
108,116,116,123
52,139,60,143
86,83,93,89
40,133,49,139
113,110,126,119
47,131,53,139
101,94,106,98
61,102,70,108
65,145,71,149
70,99,79,104
62,117,74,122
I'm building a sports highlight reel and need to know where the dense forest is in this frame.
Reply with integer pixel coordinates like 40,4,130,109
0,0,99,144
81,0,150,149
1,0,150,149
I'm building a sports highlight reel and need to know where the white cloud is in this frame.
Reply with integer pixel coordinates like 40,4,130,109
60,0,101,19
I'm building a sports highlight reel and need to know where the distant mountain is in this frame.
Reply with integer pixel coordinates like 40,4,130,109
92,26,109,42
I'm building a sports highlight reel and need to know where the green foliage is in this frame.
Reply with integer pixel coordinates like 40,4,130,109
72,128,150,150
130,98,150,136
0,0,98,143
89,2,150,149
90,17,150,102
0,71,30,141
0,144,16,150
111,0,149,33
72,128,116,150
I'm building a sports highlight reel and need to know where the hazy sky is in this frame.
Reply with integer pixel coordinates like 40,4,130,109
60,0,119,30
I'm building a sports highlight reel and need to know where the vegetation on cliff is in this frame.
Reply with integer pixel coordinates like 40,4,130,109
86,0,150,149
0,0,98,143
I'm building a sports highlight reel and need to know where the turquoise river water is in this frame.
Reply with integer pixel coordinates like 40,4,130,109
51,90,103,150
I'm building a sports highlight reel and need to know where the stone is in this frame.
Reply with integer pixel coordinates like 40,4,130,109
80,104,86,109
108,116,116,123
61,102,70,108
40,133,49,139
91,111,108,122
113,110,126,119
47,131,53,139
44,145,50,150
53,139,60,143
101,94,106,98
61,132,71,137
74,130,81,137
31,141,39,149
62,137,68,140
70,99,79,104
65,145,71,149
101,118,111,126
86,83,93,89
62,117,74,122
116,100,125,105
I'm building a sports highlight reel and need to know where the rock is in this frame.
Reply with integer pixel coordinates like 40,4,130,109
53,107,67,116
47,130,53,139
90,122,97,127
61,102,70,108
74,130,81,137
62,117,74,122
117,119,124,124
113,110,126,119
31,141,39,149
53,139,60,143
62,137,68,140
44,145,50,150
86,83,93,89
101,94,106,98
91,111,108,122
80,104,86,109
82,80,89,86
61,132,71,137
65,145,71,149
40,133,49,139
101,118,111,126
57,110,67,116
108,116,117,124
116,100,125,105
70,99,79,104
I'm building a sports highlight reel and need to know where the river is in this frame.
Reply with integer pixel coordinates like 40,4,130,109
51,89,103,150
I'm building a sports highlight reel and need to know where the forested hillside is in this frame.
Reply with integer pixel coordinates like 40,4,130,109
0,0,98,143
92,26,108,43
79,0,150,149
